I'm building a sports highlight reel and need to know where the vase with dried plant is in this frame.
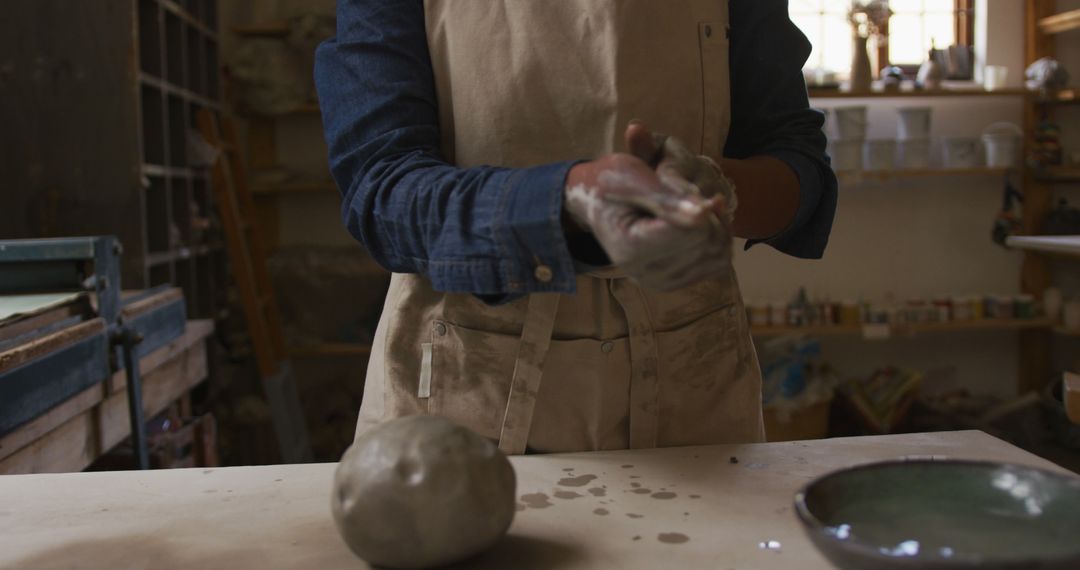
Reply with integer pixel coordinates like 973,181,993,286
847,0,892,93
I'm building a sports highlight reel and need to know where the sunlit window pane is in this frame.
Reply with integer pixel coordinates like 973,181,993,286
824,15,854,74
890,0,926,13
789,0,967,72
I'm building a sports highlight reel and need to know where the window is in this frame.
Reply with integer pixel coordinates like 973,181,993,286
791,0,974,78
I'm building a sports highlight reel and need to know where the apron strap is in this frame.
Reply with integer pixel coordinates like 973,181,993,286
610,280,661,449
498,293,561,455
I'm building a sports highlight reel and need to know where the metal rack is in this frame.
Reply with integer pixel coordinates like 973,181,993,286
0,0,226,321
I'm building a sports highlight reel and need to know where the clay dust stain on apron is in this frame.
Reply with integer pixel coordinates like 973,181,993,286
593,508,610,516
557,474,598,487
520,493,554,509
658,533,690,544
651,492,677,500
588,487,606,497
554,490,585,500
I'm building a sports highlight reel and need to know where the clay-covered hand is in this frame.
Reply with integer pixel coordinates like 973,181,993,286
626,122,738,223
563,126,734,291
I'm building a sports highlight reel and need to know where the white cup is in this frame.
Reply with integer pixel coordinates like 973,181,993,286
864,140,897,171
943,137,982,169
897,107,932,140
899,138,931,169
830,139,864,171
984,66,1009,91
834,106,868,140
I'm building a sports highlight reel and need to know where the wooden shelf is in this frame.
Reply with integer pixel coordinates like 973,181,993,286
159,0,217,40
1039,8,1080,35
836,167,1009,181
752,318,1055,339
138,73,221,111
1032,167,1080,183
245,103,320,117
290,342,373,358
141,164,208,178
809,87,1028,99
1034,88,1080,105
1007,235,1080,258
232,20,290,38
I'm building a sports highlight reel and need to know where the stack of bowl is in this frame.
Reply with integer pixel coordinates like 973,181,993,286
831,106,868,172
897,107,932,170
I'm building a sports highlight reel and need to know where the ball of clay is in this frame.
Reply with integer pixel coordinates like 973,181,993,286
331,415,516,569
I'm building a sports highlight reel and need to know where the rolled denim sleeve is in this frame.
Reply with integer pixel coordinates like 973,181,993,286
314,0,577,301
727,0,838,259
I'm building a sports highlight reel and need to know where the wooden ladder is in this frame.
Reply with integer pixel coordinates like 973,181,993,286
196,110,312,463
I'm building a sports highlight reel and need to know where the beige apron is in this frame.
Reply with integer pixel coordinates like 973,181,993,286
356,0,765,454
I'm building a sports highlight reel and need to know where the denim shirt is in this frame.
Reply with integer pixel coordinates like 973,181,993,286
315,0,838,303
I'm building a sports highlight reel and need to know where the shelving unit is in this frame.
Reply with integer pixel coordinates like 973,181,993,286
835,167,1009,182
1016,0,1078,393
1038,8,1080,34
0,0,226,321
753,318,1056,339
808,87,1028,98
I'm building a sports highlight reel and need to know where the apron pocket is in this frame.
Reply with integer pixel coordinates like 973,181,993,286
656,302,759,445
430,320,520,441
698,21,731,158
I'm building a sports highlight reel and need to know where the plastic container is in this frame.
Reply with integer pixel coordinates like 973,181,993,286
943,136,982,169
831,139,863,171
899,138,931,169
863,140,896,171
897,107,932,140
834,106,868,140
982,122,1023,168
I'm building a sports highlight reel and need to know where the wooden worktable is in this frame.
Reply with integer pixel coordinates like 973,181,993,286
0,431,1069,569
0,320,214,474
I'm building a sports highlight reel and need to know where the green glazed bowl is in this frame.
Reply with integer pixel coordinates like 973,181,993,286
794,460,1080,570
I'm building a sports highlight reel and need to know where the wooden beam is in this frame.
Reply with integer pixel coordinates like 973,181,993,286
1026,0,1058,64
1039,8,1080,35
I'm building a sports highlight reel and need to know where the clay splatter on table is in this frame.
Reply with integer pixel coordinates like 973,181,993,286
630,482,641,488
746,463,769,470
689,494,701,499
520,493,554,509
629,475,641,479
621,464,634,469
651,492,677,500
553,490,584,500
515,504,527,512
658,533,690,544
631,488,652,494
587,487,606,497
557,474,598,487
593,508,610,516
632,536,642,541
729,456,739,464
627,513,644,519
562,468,575,472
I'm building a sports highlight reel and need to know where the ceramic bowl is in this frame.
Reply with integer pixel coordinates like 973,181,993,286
794,460,1080,570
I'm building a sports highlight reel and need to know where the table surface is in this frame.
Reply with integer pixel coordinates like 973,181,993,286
0,430,1070,570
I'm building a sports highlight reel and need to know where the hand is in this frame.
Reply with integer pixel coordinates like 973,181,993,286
626,121,738,223
562,124,734,291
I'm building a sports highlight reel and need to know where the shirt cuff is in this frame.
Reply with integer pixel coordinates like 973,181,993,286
489,161,579,298
743,148,829,259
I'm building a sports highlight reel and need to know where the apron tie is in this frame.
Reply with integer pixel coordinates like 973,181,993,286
497,293,562,455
